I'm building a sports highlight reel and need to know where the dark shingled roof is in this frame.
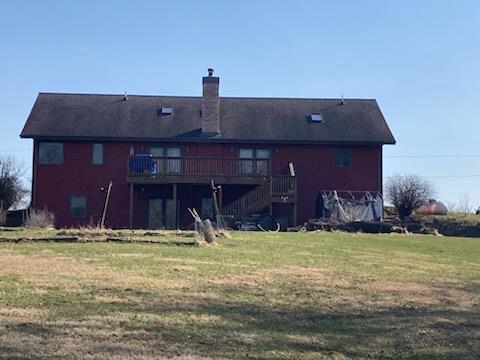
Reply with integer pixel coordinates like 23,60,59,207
21,93,395,144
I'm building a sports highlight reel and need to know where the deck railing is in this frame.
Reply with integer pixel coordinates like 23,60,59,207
222,176,296,216
222,180,272,216
128,155,271,179
271,175,296,195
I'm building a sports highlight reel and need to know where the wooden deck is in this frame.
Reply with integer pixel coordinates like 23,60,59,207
126,155,297,228
127,155,271,184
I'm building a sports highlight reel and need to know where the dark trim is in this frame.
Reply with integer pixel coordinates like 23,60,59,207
32,140,38,208
379,145,384,219
127,175,267,186
378,145,383,195
21,135,395,146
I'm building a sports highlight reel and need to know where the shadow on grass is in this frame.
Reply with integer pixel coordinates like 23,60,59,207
1,288,479,360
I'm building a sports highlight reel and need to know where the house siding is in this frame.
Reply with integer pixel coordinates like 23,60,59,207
272,144,381,224
33,140,381,228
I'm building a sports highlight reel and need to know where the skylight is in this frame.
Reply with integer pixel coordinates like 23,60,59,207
158,107,173,116
309,113,323,122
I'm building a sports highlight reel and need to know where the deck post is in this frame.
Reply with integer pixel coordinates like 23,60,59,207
218,185,223,211
293,176,298,226
172,183,177,229
269,177,273,215
129,183,134,229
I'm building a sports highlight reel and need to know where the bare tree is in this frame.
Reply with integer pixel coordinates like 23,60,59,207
385,174,434,219
0,156,29,224
447,194,474,214
457,193,473,213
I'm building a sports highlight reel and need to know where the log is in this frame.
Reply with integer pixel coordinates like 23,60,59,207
201,219,217,244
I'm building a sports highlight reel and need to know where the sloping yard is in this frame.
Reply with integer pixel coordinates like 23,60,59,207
0,229,479,359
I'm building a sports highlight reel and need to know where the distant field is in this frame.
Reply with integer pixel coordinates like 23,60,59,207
0,229,479,359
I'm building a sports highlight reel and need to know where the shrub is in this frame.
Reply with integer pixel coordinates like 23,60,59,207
385,174,434,219
24,208,55,229
0,156,28,211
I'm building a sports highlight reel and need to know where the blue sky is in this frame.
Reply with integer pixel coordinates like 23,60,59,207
1,0,479,209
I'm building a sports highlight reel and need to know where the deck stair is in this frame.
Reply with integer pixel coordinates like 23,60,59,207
222,175,296,218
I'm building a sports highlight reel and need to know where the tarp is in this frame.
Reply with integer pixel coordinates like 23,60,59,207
320,191,383,222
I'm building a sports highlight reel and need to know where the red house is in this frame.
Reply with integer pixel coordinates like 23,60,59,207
21,70,395,229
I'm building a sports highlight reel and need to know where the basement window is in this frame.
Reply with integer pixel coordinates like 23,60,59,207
157,107,173,116
309,113,323,122
69,196,87,219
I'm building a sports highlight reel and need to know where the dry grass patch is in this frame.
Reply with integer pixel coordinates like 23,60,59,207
366,280,480,308
0,306,46,320
212,266,348,289
0,248,190,291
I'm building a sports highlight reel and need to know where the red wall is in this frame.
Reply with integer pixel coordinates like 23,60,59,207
33,141,381,228
272,144,381,224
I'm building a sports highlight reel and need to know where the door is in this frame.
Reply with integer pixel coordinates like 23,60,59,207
148,199,163,229
165,199,179,229
166,147,181,174
255,149,270,176
239,149,254,175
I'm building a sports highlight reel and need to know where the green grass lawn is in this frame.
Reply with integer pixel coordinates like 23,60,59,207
0,230,479,359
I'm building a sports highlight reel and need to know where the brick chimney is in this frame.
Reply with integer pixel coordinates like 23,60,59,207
202,68,220,135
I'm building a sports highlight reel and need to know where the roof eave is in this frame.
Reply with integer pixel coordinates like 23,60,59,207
20,134,394,145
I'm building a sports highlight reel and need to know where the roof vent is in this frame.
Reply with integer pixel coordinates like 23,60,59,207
309,113,323,122
158,107,173,116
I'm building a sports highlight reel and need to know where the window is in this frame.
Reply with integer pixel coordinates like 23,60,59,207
150,146,181,174
69,196,87,219
150,147,164,157
239,148,270,175
92,143,103,165
332,149,352,167
39,143,63,164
